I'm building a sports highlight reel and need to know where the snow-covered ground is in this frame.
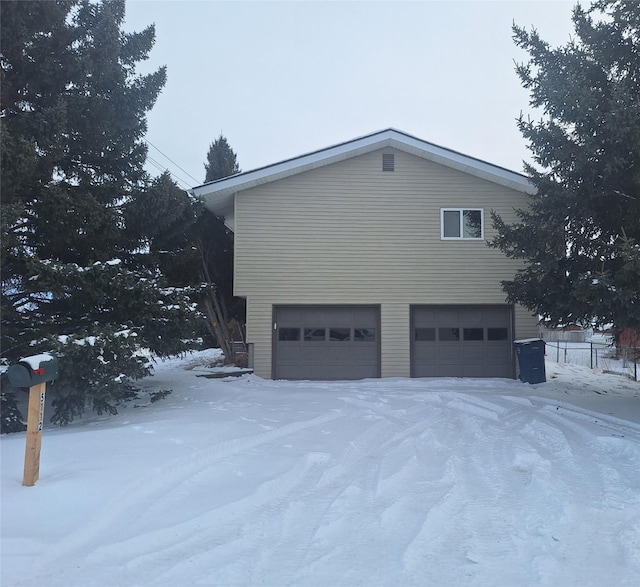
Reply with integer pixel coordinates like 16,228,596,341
2,350,639,587
545,337,638,380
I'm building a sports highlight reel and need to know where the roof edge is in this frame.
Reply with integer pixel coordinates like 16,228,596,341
191,129,535,211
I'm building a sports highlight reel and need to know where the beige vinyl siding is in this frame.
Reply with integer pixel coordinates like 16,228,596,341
245,297,273,379
380,304,411,377
235,148,538,378
514,304,540,339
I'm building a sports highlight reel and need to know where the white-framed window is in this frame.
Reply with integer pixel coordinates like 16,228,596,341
441,208,484,239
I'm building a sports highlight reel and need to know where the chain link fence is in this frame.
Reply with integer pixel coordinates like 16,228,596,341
545,338,638,381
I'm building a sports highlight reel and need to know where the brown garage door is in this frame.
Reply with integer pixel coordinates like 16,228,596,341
411,305,515,378
273,305,380,380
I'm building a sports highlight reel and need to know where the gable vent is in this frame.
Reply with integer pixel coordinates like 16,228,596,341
382,153,395,172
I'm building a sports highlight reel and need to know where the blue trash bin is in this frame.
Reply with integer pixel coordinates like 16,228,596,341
514,339,546,384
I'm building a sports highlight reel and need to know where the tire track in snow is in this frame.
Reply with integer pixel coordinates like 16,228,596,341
157,407,441,585
17,387,640,586
533,406,621,499
97,415,406,586
400,395,524,581
248,416,408,584
259,406,464,585
292,392,527,584
401,392,640,585
528,405,640,577
92,451,333,587
20,409,348,587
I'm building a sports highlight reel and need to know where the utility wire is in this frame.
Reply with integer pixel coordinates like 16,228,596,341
144,138,200,184
145,153,176,180
146,154,192,190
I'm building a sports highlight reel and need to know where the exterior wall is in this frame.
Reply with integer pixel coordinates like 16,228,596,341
245,297,275,378
514,304,540,340
235,148,538,378
619,328,639,348
380,304,410,377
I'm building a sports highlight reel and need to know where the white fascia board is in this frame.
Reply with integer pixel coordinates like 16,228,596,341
191,129,535,216
388,134,535,194
192,132,392,195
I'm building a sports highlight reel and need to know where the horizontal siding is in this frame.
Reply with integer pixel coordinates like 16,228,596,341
514,304,540,340
246,297,273,379
235,148,539,378
381,304,410,377
235,148,527,302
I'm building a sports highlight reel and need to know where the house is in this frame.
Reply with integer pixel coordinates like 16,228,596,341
540,323,587,343
617,328,639,360
618,328,639,348
191,129,539,380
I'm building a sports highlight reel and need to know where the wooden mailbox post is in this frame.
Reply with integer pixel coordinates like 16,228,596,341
7,354,58,487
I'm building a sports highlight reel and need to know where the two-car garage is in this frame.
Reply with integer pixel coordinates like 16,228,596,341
272,304,515,380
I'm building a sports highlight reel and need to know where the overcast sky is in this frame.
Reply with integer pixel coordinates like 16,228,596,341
123,0,580,189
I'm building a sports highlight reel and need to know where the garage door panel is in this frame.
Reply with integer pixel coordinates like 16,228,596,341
334,345,377,363
304,308,328,324
437,308,460,323
412,346,438,367
297,345,376,366
300,346,328,365
484,307,510,326
274,306,380,380
461,308,485,326
460,364,490,377
277,307,303,325
461,342,486,360
438,344,463,362
277,346,303,361
282,361,378,381
350,307,377,325
486,343,510,360
413,307,438,324
412,305,514,378
315,364,375,381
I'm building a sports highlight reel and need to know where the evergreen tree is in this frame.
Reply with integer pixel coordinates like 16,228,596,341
1,0,201,429
193,209,243,364
131,169,244,364
125,171,202,288
199,135,244,362
490,0,640,335
204,134,241,182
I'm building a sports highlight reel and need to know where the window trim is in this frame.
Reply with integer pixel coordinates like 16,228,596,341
440,208,484,240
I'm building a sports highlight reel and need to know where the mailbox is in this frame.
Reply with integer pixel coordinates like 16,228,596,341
7,354,58,388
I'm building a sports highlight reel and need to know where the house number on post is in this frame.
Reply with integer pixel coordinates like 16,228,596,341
38,391,45,431
7,354,59,487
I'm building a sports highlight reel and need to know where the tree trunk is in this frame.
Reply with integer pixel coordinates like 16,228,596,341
196,237,236,365
202,287,236,365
